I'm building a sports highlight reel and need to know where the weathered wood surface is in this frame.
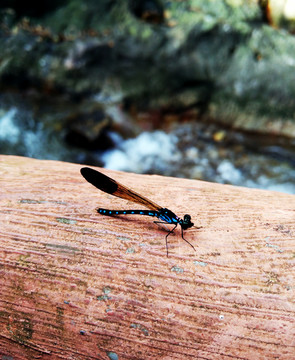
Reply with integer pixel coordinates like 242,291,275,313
0,155,294,360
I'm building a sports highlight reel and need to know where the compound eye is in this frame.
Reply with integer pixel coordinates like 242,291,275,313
184,214,191,222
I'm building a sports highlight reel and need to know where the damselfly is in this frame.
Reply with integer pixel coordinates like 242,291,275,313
80,167,198,256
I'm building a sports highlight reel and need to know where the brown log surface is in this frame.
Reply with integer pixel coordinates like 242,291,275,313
0,155,294,360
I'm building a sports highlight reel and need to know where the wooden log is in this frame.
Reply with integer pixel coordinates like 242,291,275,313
0,155,294,360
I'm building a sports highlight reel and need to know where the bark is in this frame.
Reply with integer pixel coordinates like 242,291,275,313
0,155,294,360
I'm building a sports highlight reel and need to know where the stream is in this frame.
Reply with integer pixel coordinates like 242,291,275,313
0,101,294,194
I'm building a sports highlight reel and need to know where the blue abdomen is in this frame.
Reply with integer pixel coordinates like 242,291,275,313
98,208,158,217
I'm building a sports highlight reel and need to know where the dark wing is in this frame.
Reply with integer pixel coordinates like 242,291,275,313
80,167,161,211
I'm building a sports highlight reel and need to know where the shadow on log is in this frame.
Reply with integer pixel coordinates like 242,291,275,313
0,155,294,359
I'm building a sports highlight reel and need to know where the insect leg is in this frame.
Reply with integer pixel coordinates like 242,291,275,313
153,220,174,233
181,227,196,251
154,222,177,257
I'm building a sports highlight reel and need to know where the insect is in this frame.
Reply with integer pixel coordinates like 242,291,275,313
80,167,198,256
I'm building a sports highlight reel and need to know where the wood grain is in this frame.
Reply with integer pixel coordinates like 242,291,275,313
0,155,294,360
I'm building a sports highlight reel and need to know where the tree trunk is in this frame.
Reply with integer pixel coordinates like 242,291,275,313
0,155,294,360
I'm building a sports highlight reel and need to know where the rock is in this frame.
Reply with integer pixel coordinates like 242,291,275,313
0,1,295,136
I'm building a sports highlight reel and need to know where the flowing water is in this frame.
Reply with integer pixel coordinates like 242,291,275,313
1,102,294,194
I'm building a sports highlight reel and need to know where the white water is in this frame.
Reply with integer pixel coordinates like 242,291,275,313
1,107,294,194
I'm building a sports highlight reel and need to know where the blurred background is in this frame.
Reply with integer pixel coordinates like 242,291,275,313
0,0,295,193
